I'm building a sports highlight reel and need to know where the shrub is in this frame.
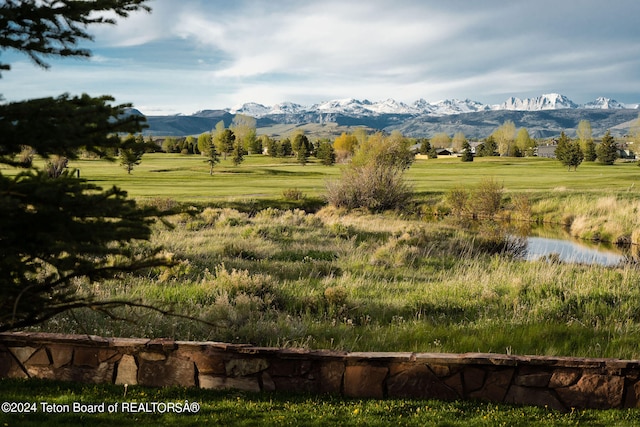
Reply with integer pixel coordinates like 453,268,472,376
370,238,421,268
140,198,179,212
445,186,469,216
469,178,503,219
282,188,305,201
201,207,221,225
45,155,68,178
217,209,250,227
18,146,34,167
511,194,532,220
221,242,261,260
326,131,414,212
324,286,348,306
206,264,276,300
325,164,413,212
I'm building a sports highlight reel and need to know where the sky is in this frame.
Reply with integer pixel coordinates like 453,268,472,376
1,0,640,115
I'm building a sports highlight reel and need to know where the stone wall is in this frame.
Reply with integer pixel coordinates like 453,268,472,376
2,332,639,411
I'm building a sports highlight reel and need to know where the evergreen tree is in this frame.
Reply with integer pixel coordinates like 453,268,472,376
279,138,292,157
266,137,278,157
316,141,336,166
555,132,584,171
258,135,272,155
296,140,309,165
205,143,220,175
231,138,245,166
247,134,263,155
119,134,149,174
0,0,175,331
584,140,597,162
184,136,197,154
418,138,431,155
596,131,618,165
291,133,307,153
477,136,498,157
461,141,474,162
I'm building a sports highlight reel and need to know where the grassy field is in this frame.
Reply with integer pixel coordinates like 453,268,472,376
8,153,640,422
26,204,640,358
25,153,639,244
10,152,640,202
17,154,640,358
63,154,340,202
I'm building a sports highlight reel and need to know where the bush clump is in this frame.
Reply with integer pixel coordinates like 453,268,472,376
326,164,413,212
325,131,414,212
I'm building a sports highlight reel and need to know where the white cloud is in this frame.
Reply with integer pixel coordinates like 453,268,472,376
3,0,640,112
174,2,478,81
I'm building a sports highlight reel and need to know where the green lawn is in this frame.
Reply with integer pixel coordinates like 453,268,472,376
409,156,640,195
69,154,341,201
11,153,639,203
2,378,640,426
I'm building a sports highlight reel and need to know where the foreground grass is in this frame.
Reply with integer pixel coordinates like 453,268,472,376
2,378,640,426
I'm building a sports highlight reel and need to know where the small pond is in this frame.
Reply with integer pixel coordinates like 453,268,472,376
523,236,626,266
515,226,628,266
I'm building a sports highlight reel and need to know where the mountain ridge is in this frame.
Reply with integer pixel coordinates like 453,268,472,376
226,93,637,118
139,93,639,138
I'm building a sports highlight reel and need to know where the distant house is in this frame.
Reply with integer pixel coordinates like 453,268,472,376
409,143,422,154
465,141,484,155
616,143,636,159
536,144,557,159
436,148,453,156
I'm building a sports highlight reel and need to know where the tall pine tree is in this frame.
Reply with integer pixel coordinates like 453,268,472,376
596,130,618,165
555,131,584,171
0,0,175,331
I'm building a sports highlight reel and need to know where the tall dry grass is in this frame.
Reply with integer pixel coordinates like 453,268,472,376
27,205,640,358
532,195,640,244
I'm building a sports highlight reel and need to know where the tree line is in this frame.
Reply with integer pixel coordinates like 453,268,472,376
123,111,640,174
422,117,640,170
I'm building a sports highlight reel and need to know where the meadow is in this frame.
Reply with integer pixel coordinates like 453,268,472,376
7,153,640,424
20,153,640,359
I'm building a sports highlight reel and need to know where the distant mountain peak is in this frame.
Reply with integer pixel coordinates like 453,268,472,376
144,94,639,138
583,97,625,109
220,93,635,119
500,93,578,111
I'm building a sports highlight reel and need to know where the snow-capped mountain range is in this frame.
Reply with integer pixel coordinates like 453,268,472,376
141,93,639,138
228,93,636,118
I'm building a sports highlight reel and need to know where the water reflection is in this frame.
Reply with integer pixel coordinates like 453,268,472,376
523,236,625,266
435,216,631,266
513,225,628,266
